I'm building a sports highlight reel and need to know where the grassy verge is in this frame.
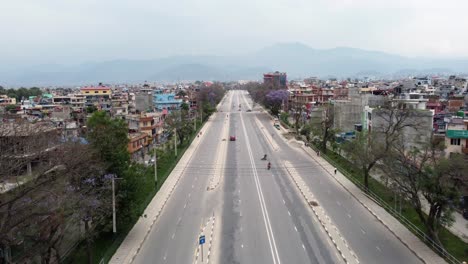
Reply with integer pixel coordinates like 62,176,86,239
309,144,468,262
64,120,206,264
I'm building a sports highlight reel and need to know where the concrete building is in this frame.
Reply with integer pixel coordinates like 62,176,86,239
127,132,148,161
80,85,112,111
263,71,287,88
153,90,182,111
0,95,16,106
445,118,468,156
135,93,153,112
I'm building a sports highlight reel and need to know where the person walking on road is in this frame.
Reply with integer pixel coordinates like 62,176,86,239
334,168,337,174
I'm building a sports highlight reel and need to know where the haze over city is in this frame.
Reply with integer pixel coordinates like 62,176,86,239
2,0,468,68
1,1,468,264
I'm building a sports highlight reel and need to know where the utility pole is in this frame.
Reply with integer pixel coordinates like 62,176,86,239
110,174,122,234
112,176,116,233
174,128,177,157
194,111,197,131
154,147,158,188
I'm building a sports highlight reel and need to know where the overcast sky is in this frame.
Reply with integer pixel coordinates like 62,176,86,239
2,0,468,66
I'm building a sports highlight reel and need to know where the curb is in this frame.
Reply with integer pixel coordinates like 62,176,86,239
111,112,219,264
299,143,432,264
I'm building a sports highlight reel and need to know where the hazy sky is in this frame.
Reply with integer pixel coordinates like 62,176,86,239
2,0,468,66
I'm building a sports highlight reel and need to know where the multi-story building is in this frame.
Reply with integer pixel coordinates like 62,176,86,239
111,91,129,117
0,95,16,106
80,85,112,111
263,71,287,88
445,117,468,156
153,90,182,111
127,132,148,161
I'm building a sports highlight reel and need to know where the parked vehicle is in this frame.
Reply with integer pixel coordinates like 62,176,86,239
230,136,236,141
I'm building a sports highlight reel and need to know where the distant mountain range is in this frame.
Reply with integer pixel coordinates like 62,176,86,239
2,42,468,86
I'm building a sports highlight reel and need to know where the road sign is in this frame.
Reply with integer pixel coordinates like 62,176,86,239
199,235,205,245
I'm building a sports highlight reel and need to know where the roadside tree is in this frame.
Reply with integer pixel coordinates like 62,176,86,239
379,137,467,246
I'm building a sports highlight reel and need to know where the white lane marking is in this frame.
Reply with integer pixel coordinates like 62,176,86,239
239,199,241,203
184,203,187,209
294,226,298,232
282,199,286,204
376,246,382,252
172,233,175,239
241,244,244,248
240,112,281,264
302,244,305,250
360,228,366,235
189,193,191,197
288,211,291,216
347,213,351,219
192,185,194,189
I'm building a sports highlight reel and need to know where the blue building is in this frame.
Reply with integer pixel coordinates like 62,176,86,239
153,90,182,111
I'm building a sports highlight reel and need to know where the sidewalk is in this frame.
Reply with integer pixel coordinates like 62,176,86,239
297,142,447,264
109,114,217,264
371,170,468,244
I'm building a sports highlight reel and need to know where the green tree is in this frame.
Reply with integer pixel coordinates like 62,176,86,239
5,104,17,113
312,103,335,152
87,111,130,175
379,137,467,246
181,102,189,111
165,109,194,147
343,106,429,190
86,105,97,114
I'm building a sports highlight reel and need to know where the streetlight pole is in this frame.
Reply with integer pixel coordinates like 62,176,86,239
112,176,116,233
154,147,158,188
108,173,122,234
174,128,177,157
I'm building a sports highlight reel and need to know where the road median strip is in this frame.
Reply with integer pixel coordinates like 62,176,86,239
283,161,360,264
298,143,448,264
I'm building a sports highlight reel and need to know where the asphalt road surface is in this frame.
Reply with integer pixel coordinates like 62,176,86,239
133,90,422,264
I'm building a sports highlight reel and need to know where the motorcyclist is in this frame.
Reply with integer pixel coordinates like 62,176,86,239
267,162,271,170
261,154,267,160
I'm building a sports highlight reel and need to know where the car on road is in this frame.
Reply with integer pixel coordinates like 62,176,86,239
230,136,236,141
246,109,252,112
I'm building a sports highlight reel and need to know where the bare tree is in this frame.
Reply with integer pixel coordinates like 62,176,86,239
311,103,335,152
0,121,108,263
379,136,467,246
342,106,428,190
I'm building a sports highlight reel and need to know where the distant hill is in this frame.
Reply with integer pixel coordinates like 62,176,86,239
2,43,468,86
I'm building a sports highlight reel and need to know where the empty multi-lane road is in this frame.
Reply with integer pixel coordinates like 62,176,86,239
130,90,422,264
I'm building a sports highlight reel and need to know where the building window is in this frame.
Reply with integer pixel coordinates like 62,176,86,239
95,91,99,93
450,138,461,145
103,91,108,93
85,91,90,94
